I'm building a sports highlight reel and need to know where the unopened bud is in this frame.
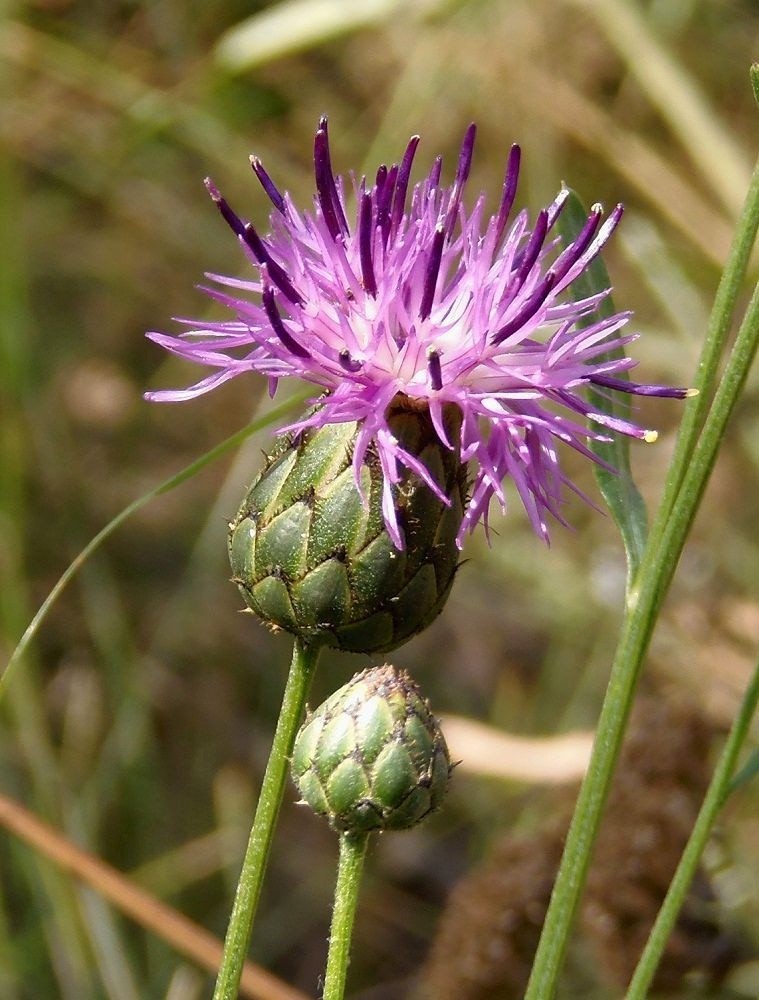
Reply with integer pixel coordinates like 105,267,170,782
291,664,451,834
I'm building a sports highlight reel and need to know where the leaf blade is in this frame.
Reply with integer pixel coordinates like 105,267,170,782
558,191,649,582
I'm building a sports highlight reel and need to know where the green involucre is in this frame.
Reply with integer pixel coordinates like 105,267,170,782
228,398,466,652
291,664,451,833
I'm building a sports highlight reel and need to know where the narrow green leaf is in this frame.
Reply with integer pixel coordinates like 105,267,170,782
0,389,312,697
728,746,759,796
751,63,759,107
558,190,649,583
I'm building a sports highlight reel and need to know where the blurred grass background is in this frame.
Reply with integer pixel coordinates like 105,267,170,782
1,0,758,997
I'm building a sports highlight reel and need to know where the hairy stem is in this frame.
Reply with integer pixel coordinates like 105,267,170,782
323,832,370,1000
213,639,321,1000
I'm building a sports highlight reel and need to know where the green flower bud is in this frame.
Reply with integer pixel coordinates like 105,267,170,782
291,664,451,834
228,397,466,653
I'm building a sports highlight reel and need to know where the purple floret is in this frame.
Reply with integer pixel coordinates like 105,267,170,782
146,118,688,549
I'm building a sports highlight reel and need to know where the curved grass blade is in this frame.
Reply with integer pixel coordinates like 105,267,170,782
626,660,759,997
558,190,649,584
728,745,759,796
0,390,311,698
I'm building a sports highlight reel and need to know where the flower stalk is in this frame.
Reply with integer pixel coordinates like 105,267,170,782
212,638,320,1000
625,659,759,999
291,664,451,996
322,832,370,1000
525,152,759,1000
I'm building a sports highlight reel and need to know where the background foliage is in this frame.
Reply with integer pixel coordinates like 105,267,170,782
1,0,757,997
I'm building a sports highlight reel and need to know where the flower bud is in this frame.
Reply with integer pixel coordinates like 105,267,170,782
291,664,451,834
228,398,466,652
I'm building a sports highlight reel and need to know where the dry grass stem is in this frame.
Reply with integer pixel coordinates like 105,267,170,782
442,715,593,783
0,794,308,1000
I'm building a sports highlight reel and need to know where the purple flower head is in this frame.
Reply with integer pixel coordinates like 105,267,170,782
147,119,689,549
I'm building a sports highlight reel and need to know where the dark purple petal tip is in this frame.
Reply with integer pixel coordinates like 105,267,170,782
250,155,286,214
419,227,446,320
262,284,310,358
590,374,695,399
427,348,443,390
205,178,246,238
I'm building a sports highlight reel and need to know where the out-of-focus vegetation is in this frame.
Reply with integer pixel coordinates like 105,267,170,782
1,1,757,998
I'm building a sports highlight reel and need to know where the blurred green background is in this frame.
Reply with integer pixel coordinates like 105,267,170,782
1,0,758,997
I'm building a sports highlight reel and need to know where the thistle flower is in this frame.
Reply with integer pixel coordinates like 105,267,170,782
147,118,687,546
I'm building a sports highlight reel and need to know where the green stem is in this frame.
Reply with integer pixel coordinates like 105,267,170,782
323,832,370,1000
655,154,759,525
625,659,759,999
213,639,321,1000
525,157,759,1000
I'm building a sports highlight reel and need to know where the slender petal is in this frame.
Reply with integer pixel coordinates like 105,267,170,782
147,122,687,547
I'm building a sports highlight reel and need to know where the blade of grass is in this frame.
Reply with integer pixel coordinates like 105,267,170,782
0,122,101,999
215,0,440,72
76,887,141,1000
626,659,759,998
512,63,735,268
1,389,311,697
0,793,309,1000
525,145,759,1000
573,0,751,217
558,190,649,583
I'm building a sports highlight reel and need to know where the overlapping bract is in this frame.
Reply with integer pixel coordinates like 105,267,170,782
291,664,451,833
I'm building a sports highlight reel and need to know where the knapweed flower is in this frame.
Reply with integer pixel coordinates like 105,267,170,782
147,118,687,548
